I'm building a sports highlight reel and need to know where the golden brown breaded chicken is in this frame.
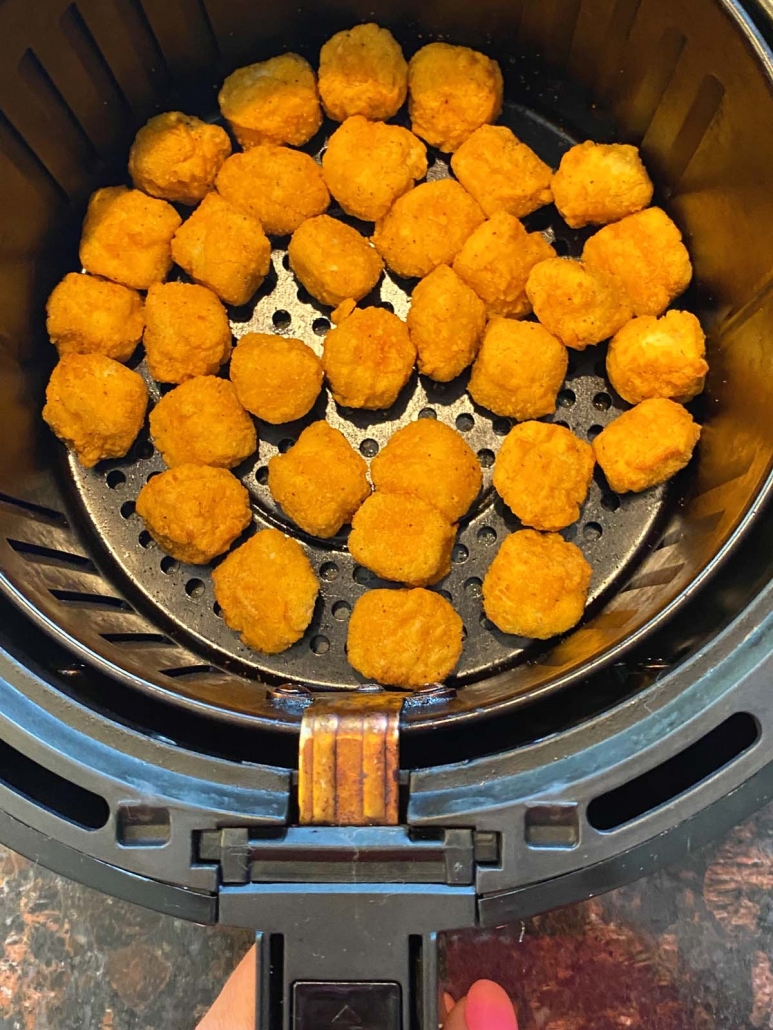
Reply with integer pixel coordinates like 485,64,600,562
349,492,456,587
128,112,231,206
468,318,568,420
212,529,319,653
407,264,486,382
318,23,408,122
79,186,181,291
453,212,555,318
407,42,503,152
592,398,701,494
46,273,143,362
525,257,633,350
218,53,322,148
230,333,323,423
216,145,330,236
372,179,485,279
607,310,708,405
135,464,251,564
288,215,384,307
149,376,256,469
551,141,654,229
42,354,148,468
171,192,271,307
582,207,693,317
143,282,232,384
493,421,595,531
451,125,553,218
322,306,415,409
370,419,482,522
267,421,370,538
482,529,592,639
322,116,427,222
347,587,464,686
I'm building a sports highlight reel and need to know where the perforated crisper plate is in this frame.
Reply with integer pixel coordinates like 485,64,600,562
68,102,670,691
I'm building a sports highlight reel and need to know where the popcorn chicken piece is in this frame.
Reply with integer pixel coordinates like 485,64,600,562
582,207,693,317
451,125,553,218
322,306,415,409
43,353,148,468
552,141,653,229
408,42,503,152
230,333,323,423
407,264,486,382
149,375,256,468
171,192,271,306
216,145,329,235
468,317,568,420
79,186,181,290
372,179,485,279
288,215,384,307
143,282,232,384
607,310,708,405
46,272,143,362
212,529,319,653
322,116,427,222
453,212,555,318
592,398,701,494
493,421,595,531
525,257,633,349
319,23,408,121
135,464,251,564
218,53,322,148
267,421,370,538
347,588,463,686
129,111,231,205
483,529,592,639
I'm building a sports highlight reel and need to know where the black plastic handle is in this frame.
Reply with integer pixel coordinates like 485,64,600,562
219,882,476,1030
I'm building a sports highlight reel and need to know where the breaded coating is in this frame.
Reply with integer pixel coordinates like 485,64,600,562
493,421,595,531
525,257,633,350
135,464,251,564
408,42,503,152
42,354,148,468
171,192,271,307
230,333,323,423
322,116,427,222
319,23,408,122
552,141,653,229
212,529,319,653
593,398,701,494
469,317,568,420
149,376,256,469
349,492,455,587
453,212,555,318
216,145,330,236
407,264,486,382
347,588,463,686
144,282,232,384
288,215,384,307
322,307,415,409
370,419,482,522
607,310,708,405
79,186,181,290
46,272,143,362
128,112,231,206
267,421,370,538
582,207,693,317
483,529,592,639
451,125,553,218
218,54,322,149
372,179,485,279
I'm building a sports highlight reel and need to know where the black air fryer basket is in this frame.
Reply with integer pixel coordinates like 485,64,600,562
3,0,773,1027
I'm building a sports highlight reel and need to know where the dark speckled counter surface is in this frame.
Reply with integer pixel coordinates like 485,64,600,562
2,802,773,1029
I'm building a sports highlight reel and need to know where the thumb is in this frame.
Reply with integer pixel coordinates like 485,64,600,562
443,980,518,1030
196,944,256,1030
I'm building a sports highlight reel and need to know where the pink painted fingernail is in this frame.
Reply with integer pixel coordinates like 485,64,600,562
465,980,518,1030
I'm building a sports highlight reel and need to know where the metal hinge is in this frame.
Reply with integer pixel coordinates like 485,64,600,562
197,825,501,886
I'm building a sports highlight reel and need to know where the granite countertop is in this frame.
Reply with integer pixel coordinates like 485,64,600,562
1,802,772,1029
